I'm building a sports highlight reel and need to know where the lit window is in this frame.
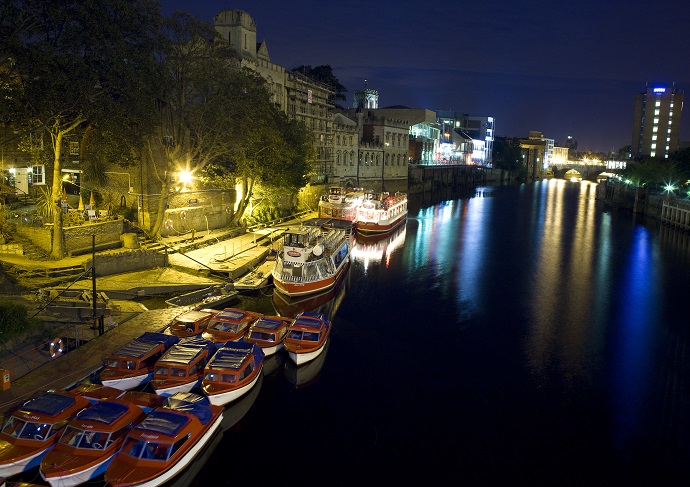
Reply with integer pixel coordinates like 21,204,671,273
655,101,661,107
669,111,673,117
666,137,671,142
670,103,674,108
31,165,45,185
655,109,660,116
651,143,657,149
666,146,670,151
651,151,656,157
69,141,79,156
652,135,657,140
653,127,658,132
653,118,659,124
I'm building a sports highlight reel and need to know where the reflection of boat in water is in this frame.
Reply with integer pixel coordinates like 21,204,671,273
351,222,407,267
165,284,240,310
284,339,329,388
163,374,263,487
262,350,287,376
272,258,350,319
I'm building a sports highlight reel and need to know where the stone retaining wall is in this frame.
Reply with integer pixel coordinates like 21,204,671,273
88,249,167,277
16,219,124,255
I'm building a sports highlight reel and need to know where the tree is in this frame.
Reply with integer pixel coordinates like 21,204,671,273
292,64,347,109
493,137,524,175
3,0,162,258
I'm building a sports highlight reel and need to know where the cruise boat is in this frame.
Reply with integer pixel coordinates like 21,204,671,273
201,342,264,406
284,311,331,366
243,315,293,356
318,186,366,222
354,191,408,235
167,309,215,338
39,399,147,487
99,332,180,391
202,307,263,344
104,392,223,487
0,391,91,478
150,337,218,396
272,218,353,297
233,259,275,292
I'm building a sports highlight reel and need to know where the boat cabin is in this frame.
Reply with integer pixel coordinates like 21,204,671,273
201,342,264,405
150,338,218,396
100,332,180,388
244,316,292,354
168,310,214,337
203,308,263,343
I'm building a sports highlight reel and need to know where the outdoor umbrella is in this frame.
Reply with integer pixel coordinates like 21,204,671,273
78,194,84,211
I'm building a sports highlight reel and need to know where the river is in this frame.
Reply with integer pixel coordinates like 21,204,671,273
193,179,690,486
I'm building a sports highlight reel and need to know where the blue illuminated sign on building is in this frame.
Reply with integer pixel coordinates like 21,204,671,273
653,87,666,93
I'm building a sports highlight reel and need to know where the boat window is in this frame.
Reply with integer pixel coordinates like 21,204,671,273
209,321,239,333
204,372,218,382
170,367,187,377
169,435,189,458
239,362,254,380
16,421,51,440
59,425,83,446
288,330,303,340
2,416,26,437
79,430,110,449
302,332,320,342
221,373,237,383
154,366,169,376
126,360,137,370
250,331,273,342
105,358,119,368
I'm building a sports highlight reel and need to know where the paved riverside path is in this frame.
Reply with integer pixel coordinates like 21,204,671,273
0,306,182,415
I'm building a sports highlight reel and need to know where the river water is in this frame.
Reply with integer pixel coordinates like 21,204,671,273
188,180,690,486
16,179,690,486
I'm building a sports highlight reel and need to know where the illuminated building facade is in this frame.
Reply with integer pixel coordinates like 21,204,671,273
632,83,684,158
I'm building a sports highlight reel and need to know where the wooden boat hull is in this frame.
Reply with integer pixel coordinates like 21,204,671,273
106,413,224,487
151,379,200,397
42,454,113,487
0,447,49,478
287,339,328,366
204,366,263,407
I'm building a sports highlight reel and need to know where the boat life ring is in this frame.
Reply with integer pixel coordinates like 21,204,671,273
50,337,65,358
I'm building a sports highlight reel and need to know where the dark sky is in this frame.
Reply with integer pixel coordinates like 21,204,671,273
163,0,690,154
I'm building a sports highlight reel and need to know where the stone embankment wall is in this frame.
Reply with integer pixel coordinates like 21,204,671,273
89,248,167,277
16,219,125,255
408,165,504,193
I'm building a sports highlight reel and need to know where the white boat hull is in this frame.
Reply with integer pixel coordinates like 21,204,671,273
153,379,200,397
260,343,283,356
42,454,114,487
206,367,263,406
0,447,49,478
101,372,152,391
288,341,327,366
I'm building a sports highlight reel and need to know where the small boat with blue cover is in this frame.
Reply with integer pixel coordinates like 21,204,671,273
39,399,147,487
150,337,218,397
284,311,331,366
105,392,223,487
201,342,264,406
99,332,180,391
243,315,293,356
0,391,91,478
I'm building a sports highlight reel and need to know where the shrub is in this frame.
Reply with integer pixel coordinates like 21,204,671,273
0,299,42,343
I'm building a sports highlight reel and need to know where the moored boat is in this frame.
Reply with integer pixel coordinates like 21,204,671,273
167,309,215,338
201,342,264,406
201,307,263,344
39,399,148,487
164,284,239,310
354,191,407,235
0,391,91,478
284,339,330,388
104,392,223,487
284,311,331,366
272,218,352,297
233,259,275,292
317,186,366,222
150,337,218,397
99,332,180,391
243,315,293,356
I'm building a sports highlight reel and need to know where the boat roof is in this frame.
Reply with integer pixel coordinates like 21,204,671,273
212,309,250,321
173,310,213,323
207,345,253,371
20,392,78,417
75,401,129,424
253,317,289,331
159,337,216,364
166,392,214,425
112,333,179,359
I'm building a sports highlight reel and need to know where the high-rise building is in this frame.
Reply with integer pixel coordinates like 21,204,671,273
631,83,684,159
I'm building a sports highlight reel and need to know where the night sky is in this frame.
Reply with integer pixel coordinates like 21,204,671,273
162,0,690,154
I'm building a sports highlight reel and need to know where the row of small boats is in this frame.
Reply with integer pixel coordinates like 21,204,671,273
0,307,332,486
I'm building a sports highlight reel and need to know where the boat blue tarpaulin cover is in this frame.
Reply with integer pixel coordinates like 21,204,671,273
254,317,286,331
76,401,129,424
159,337,217,364
21,392,76,416
135,410,189,436
113,332,179,359
208,342,264,370
165,392,214,425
